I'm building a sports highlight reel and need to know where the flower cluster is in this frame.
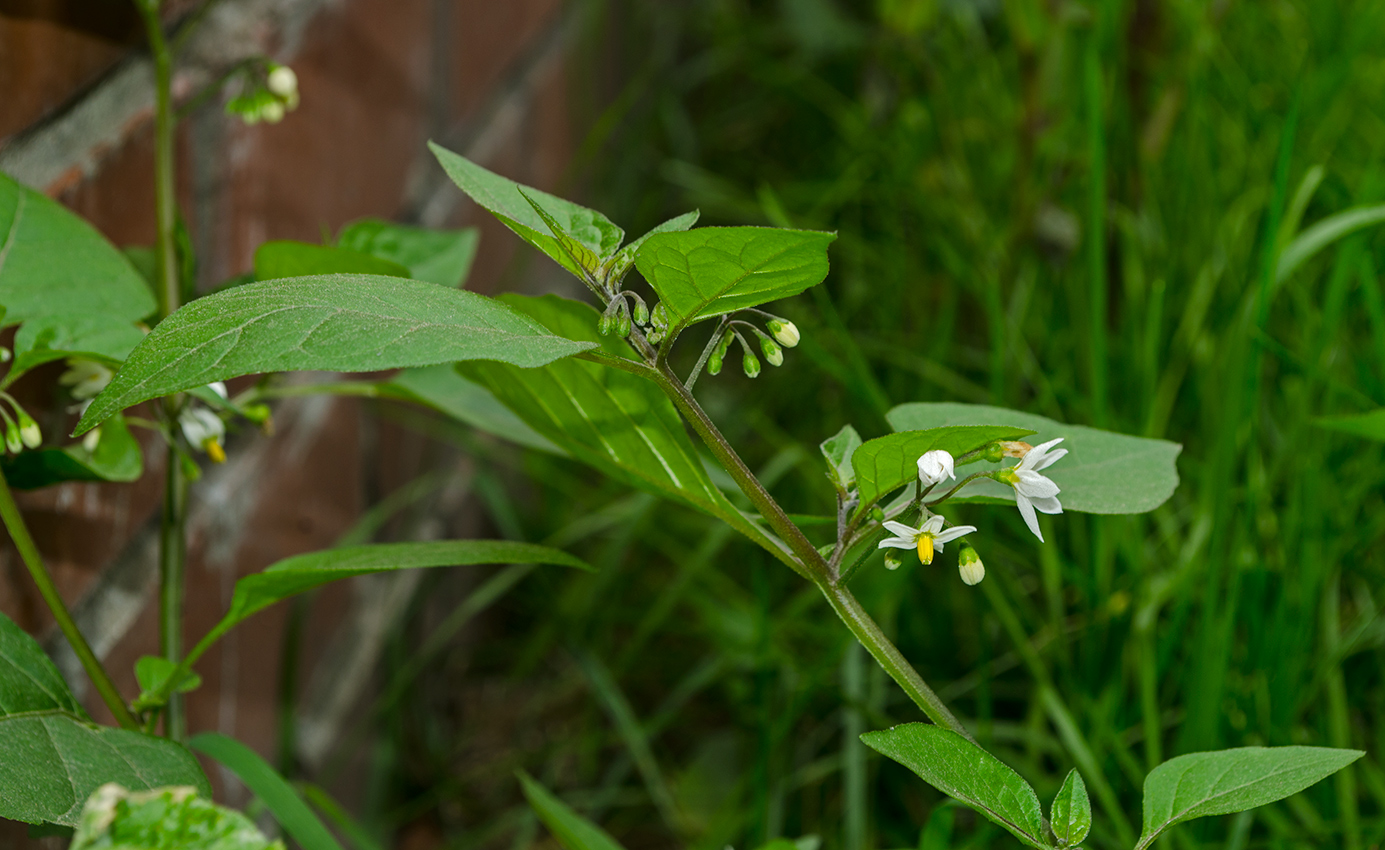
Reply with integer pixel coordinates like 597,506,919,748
227,63,300,125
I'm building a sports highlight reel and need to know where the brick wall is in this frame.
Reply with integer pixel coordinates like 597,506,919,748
0,0,591,842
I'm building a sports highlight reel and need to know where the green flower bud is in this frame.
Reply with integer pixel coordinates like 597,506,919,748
647,329,664,345
958,543,985,586
17,412,41,450
598,310,615,336
632,300,649,325
651,302,669,329
241,403,273,424
707,349,724,376
883,550,904,571
261,100,286,124
759,335,783,366
742,351,761,378
870,506,885,522
4,422,21,454
982,442,1005,463
266,65,298,98
616,309,632,338
767,318,800,348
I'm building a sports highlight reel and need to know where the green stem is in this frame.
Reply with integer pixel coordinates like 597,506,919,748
159,441,189,740
0,469,138,729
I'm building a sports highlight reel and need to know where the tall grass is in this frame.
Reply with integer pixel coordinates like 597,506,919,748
322,2,1385,848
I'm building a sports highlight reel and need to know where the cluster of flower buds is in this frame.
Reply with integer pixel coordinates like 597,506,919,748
0,394,42,456
705,312,800,379
226,63,299,126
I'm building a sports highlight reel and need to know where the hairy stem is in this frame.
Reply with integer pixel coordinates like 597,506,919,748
0,470,138,729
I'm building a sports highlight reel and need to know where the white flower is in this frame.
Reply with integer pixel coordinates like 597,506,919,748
878,514,977,565
916,450,956,487
998,437,1067,542
180,407,226,463
59,359,113,401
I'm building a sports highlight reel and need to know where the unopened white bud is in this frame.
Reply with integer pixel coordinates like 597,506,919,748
83,428,102,453
767,318,799,348
266,65,298,98
17,413,41,450
261,101,286,124
958,544,985,586
916,450,956,486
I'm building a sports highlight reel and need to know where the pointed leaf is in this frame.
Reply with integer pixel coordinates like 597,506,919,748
852,425,1035,508
888,403,1182,514
518,772,628,850
862,723,1049,849
1135,747,1363,850
336,218,479,287
132,657,201,712
0,612,209,826
74,275,595,435
1051,769,1090,847
633,226,835,335
820,424,862,490
1,414,143,489
606,210,700,282
430,143,623,278
1315,408,1385,441
189,733,339,850
70,784,282,850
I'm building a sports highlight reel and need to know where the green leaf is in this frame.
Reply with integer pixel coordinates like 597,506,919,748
7,315,147,385
861,723,1049,850
0,612,209,827
0,172,155,329
851,425,1036,508
1,414,143,489
336,218,479,287
70,784,283,850
632,226,835,335
1051,769,1091,848
887,403,1182,514
605,210,700,282
253,240,411,281
1276,204,1385,284
1315,408,1385,441
820,424,862,490
459,294,784,556
384,364,564,454
517,772,628,850
1135,747,1363,850
74,275,596,435
132,657,201,711
189,733,340,850
429,143,624,278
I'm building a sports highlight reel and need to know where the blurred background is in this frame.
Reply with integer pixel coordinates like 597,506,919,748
3,0,1385,848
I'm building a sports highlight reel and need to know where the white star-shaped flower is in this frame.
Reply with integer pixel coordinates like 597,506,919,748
998,437,1067,542
916,450,956,487
877,515,977,565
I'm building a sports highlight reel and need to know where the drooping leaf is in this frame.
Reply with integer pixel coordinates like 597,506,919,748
1135,747,1363,850
819,424,862,490
336,218,479,287
1051,769,1091,848
861,723,1049,850
517,772,628,850
1,414,143,489
189,734,340,850
459,294,787,560
632,226,835,335
74,275,596,435
851,425,1035,509
253,241,411,281
384,364,563,454
70,784,283,850
1314,408,1385,441
429,143,624,279
888,403,1181,514
0,172,155,329
0,612,209,827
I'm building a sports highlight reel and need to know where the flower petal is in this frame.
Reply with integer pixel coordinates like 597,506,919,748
920,515,946,534
933,525,977,544
1015,492,1044,542
881,520,919,537
878,537,916,550
1030,446,1067,471
1015,470,1060,499
1030,495,1063,515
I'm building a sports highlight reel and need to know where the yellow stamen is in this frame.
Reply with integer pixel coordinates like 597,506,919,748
204,439,226,464
916,534,935,565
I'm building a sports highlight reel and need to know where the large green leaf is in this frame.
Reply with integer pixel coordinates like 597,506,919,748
1315,408,1385,441
384,364,563,454
518,772,628,850
0,612,209,827
0,172,155,328
632,226,835,335
430,143,624,279
1135,747,1363,850
861,723,1049,850
888,403,1181,514
459,294,785,558
74,275,596,435
70,784,283,850
253,241,410,281
852,425,1036,508
7,315,146,386
189,734,339,850
1,414,143,489
1050,769,1091,848
336,218,479,288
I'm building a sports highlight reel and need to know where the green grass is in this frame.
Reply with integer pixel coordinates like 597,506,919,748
311,2,1385,848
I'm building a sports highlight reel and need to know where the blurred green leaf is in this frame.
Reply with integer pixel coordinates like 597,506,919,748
518,772,628,850
188,733,339,850
1051,769,1091,848
7,315,146,385
1135,747,1364,850
632,226,835,335
1,415,142,489
1276,204,1385,284
852,425,1034,508
75,276,595,435
70,784,282,850
1314,408,1385,441
336,218,479,287
0,612,209,827
888,403,1181,514
385,364,564,454
820,424,862,490
132,657,201,712
861,723,1049,849
253,241,411,280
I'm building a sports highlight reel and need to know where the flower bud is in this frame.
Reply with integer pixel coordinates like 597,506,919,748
632,300,649,325
241,403,272,424
759,335,783,366
615,309,632,338
651,302,669,329
266,65,298,98
916,450,955,486
707,349,724,376
4,422,21,454
83,428,102,453
958,543,985,586
0,348,10,363
261,100,286,124
598,311,615,336
981,442,1005,463
870,506,885,522
767,318,800,348
742,351,761,378
17,412,41,450
647,329,664,345
883,550,904,571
